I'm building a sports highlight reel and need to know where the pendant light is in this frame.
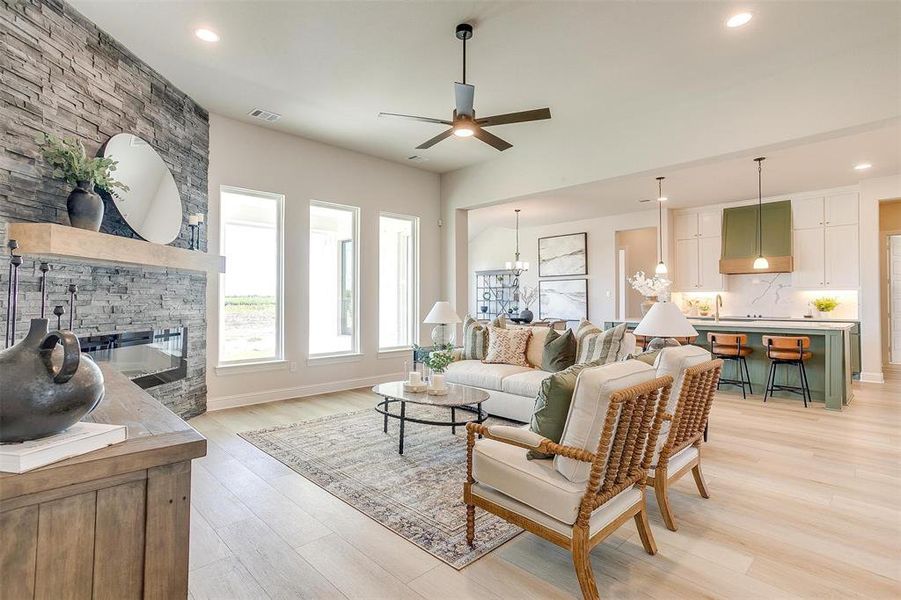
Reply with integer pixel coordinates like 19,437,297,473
752,157,769,270
505,209,529,276
654,177,668,275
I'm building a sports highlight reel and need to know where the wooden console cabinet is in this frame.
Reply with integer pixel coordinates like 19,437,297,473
0,365,206,599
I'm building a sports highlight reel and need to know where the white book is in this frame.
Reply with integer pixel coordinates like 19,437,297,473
0,422,127,473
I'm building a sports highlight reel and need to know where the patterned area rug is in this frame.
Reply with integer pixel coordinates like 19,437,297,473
240,406,523,569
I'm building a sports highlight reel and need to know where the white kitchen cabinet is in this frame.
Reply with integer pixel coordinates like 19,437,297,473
793,228,825,287
825,224,859,287
674,213,699,240
792,196,825,229
698,211,722,239
791,193,859,289
699,236,724,290
825,192,859,227
675,238,699,290
673,209,724,291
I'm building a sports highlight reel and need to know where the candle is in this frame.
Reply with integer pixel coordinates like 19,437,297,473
188,215,200,226
408,371,422,386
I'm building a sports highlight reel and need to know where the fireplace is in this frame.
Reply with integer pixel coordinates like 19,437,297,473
79,327,188,389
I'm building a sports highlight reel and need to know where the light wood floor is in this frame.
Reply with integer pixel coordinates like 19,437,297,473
186,381,901,599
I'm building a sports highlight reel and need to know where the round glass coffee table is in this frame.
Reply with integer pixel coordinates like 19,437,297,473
372,381,490,455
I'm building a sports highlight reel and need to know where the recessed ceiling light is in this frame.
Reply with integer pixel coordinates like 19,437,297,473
853,162,872,171
194,28,220,43
726,12,753,28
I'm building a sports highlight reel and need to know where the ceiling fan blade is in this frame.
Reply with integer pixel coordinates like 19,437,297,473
477,107,551,127
415,128,455,150
472,127,512,151
379,112,452,126
454,82,475,117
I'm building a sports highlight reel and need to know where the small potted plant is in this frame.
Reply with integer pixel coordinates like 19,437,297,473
36,133,129,231
811,296,839,318
698,300,711,317
425,349,454,395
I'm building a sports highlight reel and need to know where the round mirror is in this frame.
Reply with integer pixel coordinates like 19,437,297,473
101,133,182,244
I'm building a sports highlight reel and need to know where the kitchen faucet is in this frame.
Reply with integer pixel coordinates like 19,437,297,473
715,294,723,322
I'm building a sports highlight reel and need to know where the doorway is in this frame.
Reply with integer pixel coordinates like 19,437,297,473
879,200,901,367
615,227,657,319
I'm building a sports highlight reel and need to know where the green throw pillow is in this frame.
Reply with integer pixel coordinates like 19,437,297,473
527,358,602,459
541,328,576,372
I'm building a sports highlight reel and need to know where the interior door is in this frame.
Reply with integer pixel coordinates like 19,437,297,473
792,227,825,287
824,224,859,287
890,235,901,364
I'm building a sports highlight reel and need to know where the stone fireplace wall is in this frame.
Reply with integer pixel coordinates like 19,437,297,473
0,0,209,417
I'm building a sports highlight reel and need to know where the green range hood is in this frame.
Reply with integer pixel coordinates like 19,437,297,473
719,200,793,274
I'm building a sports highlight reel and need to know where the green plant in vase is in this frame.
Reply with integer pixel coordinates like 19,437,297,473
36,133,129,231
425,349,454,394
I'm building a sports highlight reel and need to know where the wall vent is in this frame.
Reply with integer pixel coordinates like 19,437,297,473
248,108,281,122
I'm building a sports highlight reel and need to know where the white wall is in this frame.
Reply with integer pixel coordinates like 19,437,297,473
206,114,440,409
467,209,659,323
860,174,901,382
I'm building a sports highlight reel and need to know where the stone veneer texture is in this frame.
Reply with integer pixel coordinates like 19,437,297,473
0,0,210,417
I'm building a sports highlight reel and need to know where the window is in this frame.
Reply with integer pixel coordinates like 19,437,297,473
310,201,359,356
219,187,283,365
379,214,418,350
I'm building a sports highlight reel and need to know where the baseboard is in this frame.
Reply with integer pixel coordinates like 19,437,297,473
859,371,885,384
207,371,405,411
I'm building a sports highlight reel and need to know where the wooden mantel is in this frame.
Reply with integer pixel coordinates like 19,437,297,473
7,223,225,273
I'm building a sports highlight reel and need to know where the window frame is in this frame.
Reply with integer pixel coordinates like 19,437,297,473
378,211,420,352
217,185,285,368
309,200,361,359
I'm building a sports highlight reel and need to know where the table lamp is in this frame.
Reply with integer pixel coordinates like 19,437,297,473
424,301,461,346
633,301,698,350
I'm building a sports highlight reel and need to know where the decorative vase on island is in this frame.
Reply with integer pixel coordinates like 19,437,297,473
519,308,534,323
0,318,105,442
640,296,658,316
66,179,104,231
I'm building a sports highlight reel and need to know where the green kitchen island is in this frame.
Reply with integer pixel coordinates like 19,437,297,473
606,318,855,410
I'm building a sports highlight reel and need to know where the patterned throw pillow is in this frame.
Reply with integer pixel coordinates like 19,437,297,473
483,326,532,367
462,315,504,360
574,320,628,365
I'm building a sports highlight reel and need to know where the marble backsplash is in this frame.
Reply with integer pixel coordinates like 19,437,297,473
673,273,859,320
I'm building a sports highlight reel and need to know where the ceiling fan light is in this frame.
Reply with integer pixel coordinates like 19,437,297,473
753,256,769,270
453,126,474,137
655,261,668,275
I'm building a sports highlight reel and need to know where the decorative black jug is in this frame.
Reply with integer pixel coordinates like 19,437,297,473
67,179,104,231
0,319,105,442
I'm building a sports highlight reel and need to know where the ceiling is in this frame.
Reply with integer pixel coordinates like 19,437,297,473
468,119,901,237
71,1,900,175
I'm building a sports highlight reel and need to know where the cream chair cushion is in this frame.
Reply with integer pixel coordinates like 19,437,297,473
501,369,551,398
555,361,656,483
652,345,710,459
473,437,588,524
445,360,531,390
471,482,641,537
649,444,698,478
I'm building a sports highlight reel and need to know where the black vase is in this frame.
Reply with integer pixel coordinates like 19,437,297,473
67,180,104,231
519,309,534,323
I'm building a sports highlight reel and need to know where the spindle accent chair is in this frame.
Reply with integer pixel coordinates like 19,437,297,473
464,361,672,600
646,358,722,531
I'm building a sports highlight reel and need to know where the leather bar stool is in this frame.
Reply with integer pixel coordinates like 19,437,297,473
762,335,812,407
707,333,753,399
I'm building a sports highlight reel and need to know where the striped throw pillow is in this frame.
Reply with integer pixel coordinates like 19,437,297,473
461,315,504,360
575,321,628,365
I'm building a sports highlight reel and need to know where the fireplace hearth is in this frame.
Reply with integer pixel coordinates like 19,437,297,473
79,327,188,389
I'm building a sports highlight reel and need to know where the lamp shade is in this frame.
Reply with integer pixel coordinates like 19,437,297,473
633,302,698,338
423,301,462,324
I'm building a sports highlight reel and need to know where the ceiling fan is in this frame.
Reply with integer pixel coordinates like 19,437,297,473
379,23,551,151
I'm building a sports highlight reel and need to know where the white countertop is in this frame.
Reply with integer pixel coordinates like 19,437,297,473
619,318,856,332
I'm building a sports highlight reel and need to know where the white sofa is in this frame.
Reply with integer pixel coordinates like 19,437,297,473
446,327,637,422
